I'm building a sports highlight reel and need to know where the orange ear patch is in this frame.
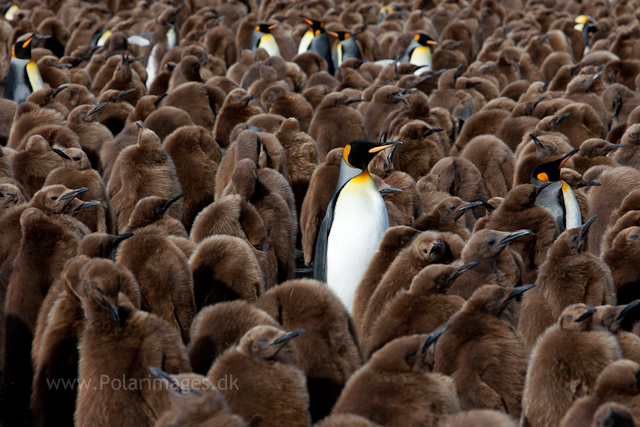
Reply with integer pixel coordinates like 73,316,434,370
22,37,32,48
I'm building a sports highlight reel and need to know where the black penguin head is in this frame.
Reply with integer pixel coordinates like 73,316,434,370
574,15,598,44
531,148,579,183
12,34,35,60
414,33,438,47
255,23,278,34
343,140,402,170
301,16,325,35
327,30,352,41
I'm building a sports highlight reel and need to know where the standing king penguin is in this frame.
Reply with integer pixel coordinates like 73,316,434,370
251,23,280,57
314,140,401,311
298,17,334,75
532,147,582,232
328,31,361,70
401,33,439,71
4,34,45,104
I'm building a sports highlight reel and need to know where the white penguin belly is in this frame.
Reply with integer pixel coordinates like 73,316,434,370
563,183,582,230
326,176,389,312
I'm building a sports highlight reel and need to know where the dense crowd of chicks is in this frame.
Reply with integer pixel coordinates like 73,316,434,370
4,0,640,425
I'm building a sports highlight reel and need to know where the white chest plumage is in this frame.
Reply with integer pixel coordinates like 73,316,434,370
326,172,389,312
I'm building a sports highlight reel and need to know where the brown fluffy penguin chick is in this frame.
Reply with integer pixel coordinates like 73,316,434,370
225,158,294,284
116,225,196,343
207,326,311,427
448,229,530,300
122,195,187,237
353,226,421,332
67,103,114,173
593,301,640,364
484,184,558,284
301,148,344,266
461,134,515,198
308,92,367,162
11,135,64,198
612,124,640,171
519,216,616,351
362,231,463,340
187,300,279,375
522,304,623,427
7,103,66,150
365,263,474,358
45,146,114,233
603,227,640,305
435,285,532,418
0,183,27,212
413,197,471,241
162,82,225,132
274,118,319,219
332,327,461,426
151,370,248,427
3,206,86,416
441,409,519,427
559,360,640,427
162,126,221,230
588,167,640,256
74,265,191,427
108,127,183,232
190,235,264,310
76,232,135,261
261,85,314,132
590,402,638,427
32,258,140,427
253,279,362,422
392,120,444,181
573,139,624,175
213,89,262,148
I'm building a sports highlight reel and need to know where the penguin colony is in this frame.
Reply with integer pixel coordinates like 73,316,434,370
5,0,640,426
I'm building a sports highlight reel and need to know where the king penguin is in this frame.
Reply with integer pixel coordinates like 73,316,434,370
314,139,402,312
4,34,45,104
400,33,439,73
328,31,361,70
531,147,582,233
574,15,598,55
298,16,334,75
251,23,280,57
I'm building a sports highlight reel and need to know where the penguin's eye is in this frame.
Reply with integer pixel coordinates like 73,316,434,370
383,161,388,169
50,196,58,201
448,205,455,212
438,275,448,285
487,238,496,246
423,248,429,254
571,235,580,245
73,156,81,161
252,344,259,352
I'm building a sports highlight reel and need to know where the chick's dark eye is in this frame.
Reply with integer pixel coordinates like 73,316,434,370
73,156,81,161
438,275,448,284
423,248,429,253
50,196,58,201
487,238,496,246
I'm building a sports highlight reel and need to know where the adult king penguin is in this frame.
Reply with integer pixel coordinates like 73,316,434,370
4,34,46,104
574,15,598,55
531,144,582,233
328,31,361,70
298,16,334,75
251,23,280,57
401,33,439,71
314,140,401,312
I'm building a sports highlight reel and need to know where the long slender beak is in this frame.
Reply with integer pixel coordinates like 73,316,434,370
60,187,90,200
616,299,640,322
604,143,626,152
101,295,121,327
449,262,480,283
423,128,444,136
118,88,136,100
327,31,339,37
344,98,364,105
420,324,451,354
499,229,534,246
530,134,545,149
88,102,108,116
379,187,403,195
240,95,258,102
457,200,486,212
155,93,167,106
271,328,306,345
554,112,571,125
391,92,408,104
576,307,597,322
74,200,101,213
105,232,134,258
51,85,68,98
575,181,600,188
559,149,580,168
580,214,597,240
162,194,183,214
53,63,73,68
368,141,402,153
148,366,183,393
498,284,536,316
52,148,71,160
